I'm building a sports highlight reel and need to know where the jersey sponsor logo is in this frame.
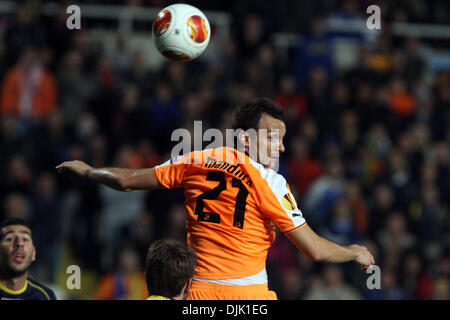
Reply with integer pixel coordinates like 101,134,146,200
282,193,297,211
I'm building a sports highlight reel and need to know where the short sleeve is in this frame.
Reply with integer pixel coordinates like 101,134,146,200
153,153,193,189
251,162,306,233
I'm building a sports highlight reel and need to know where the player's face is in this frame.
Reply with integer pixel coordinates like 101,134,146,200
0,225,36,276
254,114,286,169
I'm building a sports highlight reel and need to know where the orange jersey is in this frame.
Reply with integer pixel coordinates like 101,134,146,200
153,147,306,280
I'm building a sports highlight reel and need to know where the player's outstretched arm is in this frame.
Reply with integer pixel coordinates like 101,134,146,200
55,160,162,192
285,224,374,268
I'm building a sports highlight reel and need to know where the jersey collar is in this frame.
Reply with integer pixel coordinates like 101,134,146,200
0,279,28,295
147,295,172,300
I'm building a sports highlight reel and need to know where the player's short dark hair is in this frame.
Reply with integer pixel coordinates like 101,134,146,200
0,217,32,240
145,239,196,298
232,97,285,131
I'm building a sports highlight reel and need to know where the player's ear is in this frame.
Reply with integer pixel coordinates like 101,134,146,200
182,278,193,300
238,130,249,148
32,245,36,262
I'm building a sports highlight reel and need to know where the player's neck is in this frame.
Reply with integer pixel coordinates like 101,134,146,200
172,280,191,300
172,292,185,300
242,146,271,169
0,272,28,292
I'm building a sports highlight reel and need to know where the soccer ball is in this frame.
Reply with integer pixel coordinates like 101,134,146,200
152,3,211,61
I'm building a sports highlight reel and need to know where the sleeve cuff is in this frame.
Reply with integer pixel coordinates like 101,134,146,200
284,222,307,234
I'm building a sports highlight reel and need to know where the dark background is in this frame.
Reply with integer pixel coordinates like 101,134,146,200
0,0,449,299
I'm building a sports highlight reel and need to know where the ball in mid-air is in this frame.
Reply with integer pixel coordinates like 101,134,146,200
152,3,211,61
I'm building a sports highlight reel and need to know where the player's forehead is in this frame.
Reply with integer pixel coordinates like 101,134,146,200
257,114,286,136
1,225,32,238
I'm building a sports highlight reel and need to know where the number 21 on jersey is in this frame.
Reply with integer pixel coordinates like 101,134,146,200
194,171,249,229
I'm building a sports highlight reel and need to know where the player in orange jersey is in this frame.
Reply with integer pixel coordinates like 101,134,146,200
56,97,374,300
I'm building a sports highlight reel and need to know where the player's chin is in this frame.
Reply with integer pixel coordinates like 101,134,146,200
10,260,32,272
263,159,278,170
5,266,29,278
269,157,279,168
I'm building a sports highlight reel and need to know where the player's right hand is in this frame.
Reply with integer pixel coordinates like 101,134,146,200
55,160,92,177
350,244,375,269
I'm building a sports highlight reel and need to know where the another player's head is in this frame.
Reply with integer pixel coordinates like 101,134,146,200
0,217,36,279
233,97,286,169
145,239,196,300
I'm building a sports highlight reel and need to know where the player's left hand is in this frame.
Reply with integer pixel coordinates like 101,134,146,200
350,244,375,269
55,160,93,177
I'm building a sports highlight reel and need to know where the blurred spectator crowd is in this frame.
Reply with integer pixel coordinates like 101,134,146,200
0,0,448,299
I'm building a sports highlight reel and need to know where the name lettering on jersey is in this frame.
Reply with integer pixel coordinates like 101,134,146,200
204,157,253,187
